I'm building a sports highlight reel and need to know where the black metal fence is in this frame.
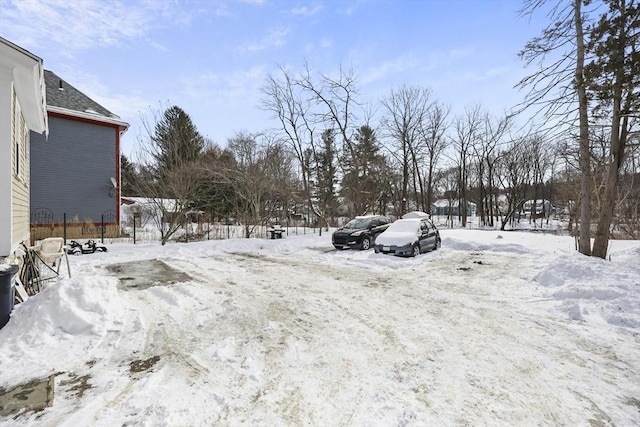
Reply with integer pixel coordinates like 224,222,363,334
30,207,321,245
30,208,119,244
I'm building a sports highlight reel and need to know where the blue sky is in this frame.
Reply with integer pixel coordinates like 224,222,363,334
1,0,547,159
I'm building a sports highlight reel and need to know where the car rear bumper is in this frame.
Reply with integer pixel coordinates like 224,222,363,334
374,243,412,256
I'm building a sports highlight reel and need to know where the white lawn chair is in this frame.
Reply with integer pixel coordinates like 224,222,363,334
35,238,71,279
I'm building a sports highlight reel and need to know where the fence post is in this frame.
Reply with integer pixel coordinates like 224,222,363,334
63,213,67,245
133,219,136,245
101,214,105,244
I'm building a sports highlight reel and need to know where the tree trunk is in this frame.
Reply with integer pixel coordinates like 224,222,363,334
592,151,621,258
575,0,592,255
591,0,629,259
592,75,627,258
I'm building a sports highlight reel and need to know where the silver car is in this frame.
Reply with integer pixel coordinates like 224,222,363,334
374,212,441,257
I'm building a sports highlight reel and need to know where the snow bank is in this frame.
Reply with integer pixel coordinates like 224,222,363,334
0,275,122,386
535,252,640,330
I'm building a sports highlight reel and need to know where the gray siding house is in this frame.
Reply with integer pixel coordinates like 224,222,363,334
30,70,128,236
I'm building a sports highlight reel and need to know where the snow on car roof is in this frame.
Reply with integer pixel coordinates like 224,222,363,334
386,218,421,231
402,211,430,219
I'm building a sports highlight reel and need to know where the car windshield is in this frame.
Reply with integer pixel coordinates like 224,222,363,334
343,217,373,229
385,219,419,232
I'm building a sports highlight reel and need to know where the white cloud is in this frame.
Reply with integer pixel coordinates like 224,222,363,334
169,65,272,143
0,0,195,52
181,66,267,103
303,37,333,55
2,0,141,50
319,38,333,49
145,38,169,53
239,27,290,53
336,0,368,15
359,54,421,86
288,4,323,16
53,67,149,119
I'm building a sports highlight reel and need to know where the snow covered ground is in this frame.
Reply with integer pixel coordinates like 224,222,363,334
1,229,639,426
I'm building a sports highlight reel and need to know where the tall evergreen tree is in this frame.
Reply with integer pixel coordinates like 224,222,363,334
152,105,204,175
120,154,138,197
587,0,640,258
136,105,207,244
341,125,392,216
314,129,338,222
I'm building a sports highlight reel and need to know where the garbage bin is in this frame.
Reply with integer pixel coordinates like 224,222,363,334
0,264,19,329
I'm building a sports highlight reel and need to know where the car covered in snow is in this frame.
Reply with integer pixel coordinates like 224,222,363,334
374,211,441,257
332,215,390,250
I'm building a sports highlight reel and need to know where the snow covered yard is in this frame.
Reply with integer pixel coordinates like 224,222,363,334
1,229,639,426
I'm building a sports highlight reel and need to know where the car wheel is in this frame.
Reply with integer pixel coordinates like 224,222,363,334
333,245,343,250
435,237,441,250
411,244,420,257
360,237,371,250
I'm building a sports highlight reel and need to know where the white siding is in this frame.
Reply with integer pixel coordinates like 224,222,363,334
11,87,30,248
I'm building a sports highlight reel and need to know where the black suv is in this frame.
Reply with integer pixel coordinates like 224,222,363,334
332,215,390,250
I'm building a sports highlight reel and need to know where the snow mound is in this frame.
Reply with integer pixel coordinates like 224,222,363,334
534,253,640,330
443,237,532,254
0,275,123,386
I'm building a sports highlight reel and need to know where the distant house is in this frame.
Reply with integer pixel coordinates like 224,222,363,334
29,70,128,239
0,37,48,260
431,199,477,217
120,196,181,228
522,199,553,217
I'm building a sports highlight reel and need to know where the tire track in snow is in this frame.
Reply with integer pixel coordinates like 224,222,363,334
55,245,640,426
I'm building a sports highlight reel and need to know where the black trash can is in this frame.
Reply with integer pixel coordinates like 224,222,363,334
0,264,19,330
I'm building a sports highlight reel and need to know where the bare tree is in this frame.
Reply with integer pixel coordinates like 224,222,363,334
261,64,359,234
222,132,295,238
529,136,554,227
496,137,534,230
473,112,512,226
418,102,450,215
452,105,483,227
518,0,594,255
298,62,359,160
381,84,433,215
434,167,460,228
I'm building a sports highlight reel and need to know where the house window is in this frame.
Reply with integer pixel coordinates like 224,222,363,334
12,91,28,182
14,115,27,181
15,134,20,176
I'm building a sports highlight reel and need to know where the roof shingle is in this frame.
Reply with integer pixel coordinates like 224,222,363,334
44,69,118,119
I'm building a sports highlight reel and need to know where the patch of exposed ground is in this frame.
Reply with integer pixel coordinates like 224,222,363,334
130,356,161,373
105,259,192,290
0,376,54,417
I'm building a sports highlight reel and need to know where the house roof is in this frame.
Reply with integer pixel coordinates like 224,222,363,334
402,211,430,219
121,197,180,211
44,70,116,118
43,70,128,133
432,199,477,208
0,36,48,133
